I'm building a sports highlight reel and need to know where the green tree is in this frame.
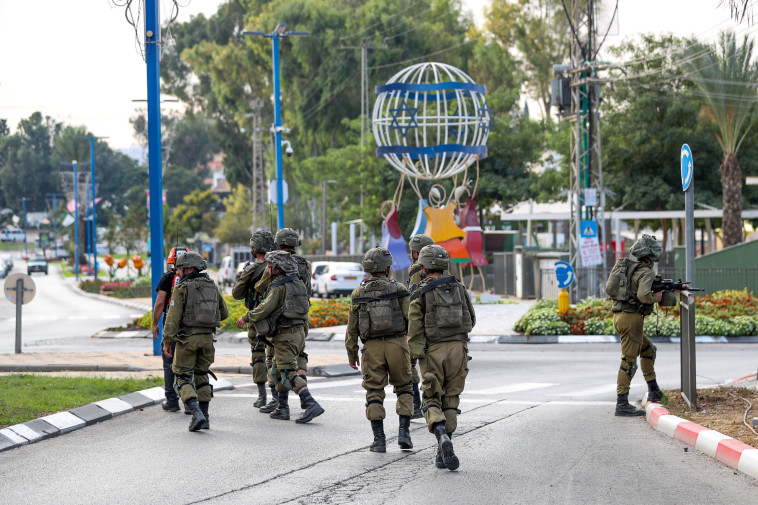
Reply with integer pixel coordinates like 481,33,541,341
172,188,219,239
683,31,758,246
215,184,253,245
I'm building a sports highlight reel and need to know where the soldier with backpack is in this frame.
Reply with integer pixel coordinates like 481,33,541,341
233,230,275,410
163,251,229,432
346,247,413,453
247,251,325,424
407,234,434,419
408,245,476,471
605,234,669,417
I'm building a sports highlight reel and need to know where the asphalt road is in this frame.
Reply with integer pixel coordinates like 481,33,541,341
1,342,757,504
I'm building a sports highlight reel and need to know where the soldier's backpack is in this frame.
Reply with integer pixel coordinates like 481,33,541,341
605,257,641,302
410,276,473,338
183,278,221,329
352,279,408,339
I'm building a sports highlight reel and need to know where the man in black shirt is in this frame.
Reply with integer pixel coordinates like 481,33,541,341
152,246,187,412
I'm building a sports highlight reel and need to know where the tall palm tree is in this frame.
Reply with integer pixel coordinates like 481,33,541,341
684,31,758,247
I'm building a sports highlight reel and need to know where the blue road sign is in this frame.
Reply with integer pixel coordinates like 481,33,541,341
555,261,575,288
580,220,597,238
681,144,693,191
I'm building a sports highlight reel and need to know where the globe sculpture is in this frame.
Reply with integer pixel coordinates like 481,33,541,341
372,62,491,180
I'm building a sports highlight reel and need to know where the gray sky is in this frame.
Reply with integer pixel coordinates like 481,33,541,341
0,0,751,150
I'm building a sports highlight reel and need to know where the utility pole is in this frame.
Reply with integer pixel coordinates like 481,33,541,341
245,100,265,229
339,36,389,147
21,197,28,258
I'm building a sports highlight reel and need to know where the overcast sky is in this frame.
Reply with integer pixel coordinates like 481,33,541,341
0,0,752,150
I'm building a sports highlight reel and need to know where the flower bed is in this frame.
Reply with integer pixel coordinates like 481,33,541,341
515,290,758,337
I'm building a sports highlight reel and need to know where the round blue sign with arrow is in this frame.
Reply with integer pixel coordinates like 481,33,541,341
681,144,693,192
555,261,574,289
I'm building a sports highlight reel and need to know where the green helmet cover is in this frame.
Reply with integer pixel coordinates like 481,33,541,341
409,234,434,253
265,250,297,274
417,244,449,271
630,234,663,262
275,227,301,248
362,247,393,273
250,230,275,253
175,251,207,271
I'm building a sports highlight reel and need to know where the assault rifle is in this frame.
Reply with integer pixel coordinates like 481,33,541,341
651,276,704,293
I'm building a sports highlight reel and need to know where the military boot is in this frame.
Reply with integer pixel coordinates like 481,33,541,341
199,401,210,429
411,383,422,419
184,403,192,415
398,415,413,449
253,383,267,408
186,399,206,432
296,389,325,424
647,379,663,403
270,391,290,420
161,400,180,412
433,423,459,471
259,388,279,413
370,420,386,453
435,445,445,468
615,394,646,417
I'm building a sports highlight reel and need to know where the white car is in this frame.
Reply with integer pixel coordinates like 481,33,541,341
310,261,331,297
316,262,367,298
217,255,235,287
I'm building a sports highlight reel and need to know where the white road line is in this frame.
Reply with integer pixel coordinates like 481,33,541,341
468,383,559,395
550,383,645,397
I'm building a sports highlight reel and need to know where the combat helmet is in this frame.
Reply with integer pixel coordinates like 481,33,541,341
409,234,434,253
275,227,301,248
265,250,297,274
175,251,207,271
417,244,449,271
630,234,663,262
362,247,393,273
250,230,275,254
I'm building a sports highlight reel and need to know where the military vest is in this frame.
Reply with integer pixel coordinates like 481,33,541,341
181,275,221,334
245,262,268,310
292,254,312,297
258,275,310,336
352,278,408,340
606,258,652,314
411,276,472,343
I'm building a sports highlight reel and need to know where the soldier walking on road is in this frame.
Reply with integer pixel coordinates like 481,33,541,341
407,233,434,419
255,228,313,415
247,251,324,424
408,245,475,471
606,234,672,417
346,247,413,453
163,251,228,432
233,230,275,409
151,246,188,414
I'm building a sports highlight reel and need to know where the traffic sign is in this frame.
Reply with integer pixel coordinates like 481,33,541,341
580,220,597,238
681,144,693,191
268,179,289,204
555,261,575,288
4,273,35,304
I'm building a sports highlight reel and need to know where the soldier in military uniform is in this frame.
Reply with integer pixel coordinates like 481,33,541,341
408,245,475,471
346,247,413,453
255,228,313,415
607,235,667,417
233,230,275,409
163,251,229,432
247,251,324,424
407,234,434,418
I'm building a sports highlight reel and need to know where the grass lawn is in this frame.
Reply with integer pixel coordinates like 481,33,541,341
0,374,163,428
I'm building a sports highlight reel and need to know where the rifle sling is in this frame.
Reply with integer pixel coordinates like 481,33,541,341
409,275,457,302
352,290,410,304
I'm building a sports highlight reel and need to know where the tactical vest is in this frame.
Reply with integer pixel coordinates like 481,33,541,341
292,254,312,297
411,276,472,343
606,258,652,314
352,278,409,340
258,275,310,336
181,276,221,334
245,262,268,310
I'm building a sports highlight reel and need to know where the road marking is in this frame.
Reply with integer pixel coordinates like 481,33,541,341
468,382,559,395
101,315,122,319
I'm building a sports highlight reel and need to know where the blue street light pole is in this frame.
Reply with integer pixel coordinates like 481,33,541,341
87,185,93,273
145,0,164,356
73,161,80,282
75,135,106,279
243,24,309,229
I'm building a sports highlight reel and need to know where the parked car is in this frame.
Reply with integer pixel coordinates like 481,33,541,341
1,253,13,271
1,229,26,243
316,262,367,298
0,261,7,278
217,256,235,287
310,261,331,297
27,256,48,275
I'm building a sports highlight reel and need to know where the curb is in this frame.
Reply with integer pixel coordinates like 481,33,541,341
61,272,152,313
0,377,234,453
643,396,758,480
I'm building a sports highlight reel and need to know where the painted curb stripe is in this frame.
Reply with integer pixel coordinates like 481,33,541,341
737,449,758,479
94,398,133,416
139,386,167,403
0,428,28,445
716,438,754,469
647,405,670,429
7,424,41,441
695,430,731,458
39,412,86,434
673,422,710,447
656,415,686,437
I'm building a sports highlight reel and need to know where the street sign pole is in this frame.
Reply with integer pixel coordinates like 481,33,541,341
680,143,697,409
5,274,36,354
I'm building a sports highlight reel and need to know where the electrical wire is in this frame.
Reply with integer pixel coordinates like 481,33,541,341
368,35,483,71
727,389,758,437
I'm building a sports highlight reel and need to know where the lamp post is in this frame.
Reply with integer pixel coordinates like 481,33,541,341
60,161,80,281
75,135,108,280
244,23,309,229
322,180,337,255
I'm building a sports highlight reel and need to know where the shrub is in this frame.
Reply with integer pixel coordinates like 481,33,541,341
525,320,569,336
515,308,562,333
79,279,105,294
309,298,350,328
643,315,681,337
583,318,606,335
731,316,758,336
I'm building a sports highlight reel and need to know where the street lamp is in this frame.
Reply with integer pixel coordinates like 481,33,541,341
60,161,80,281
75,135,108,280
244,23,309,229
322,180,337,255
